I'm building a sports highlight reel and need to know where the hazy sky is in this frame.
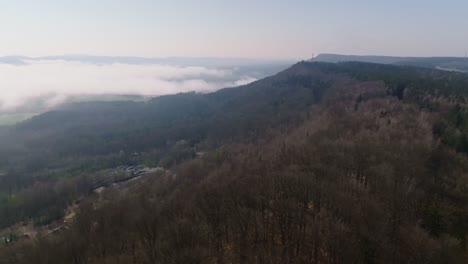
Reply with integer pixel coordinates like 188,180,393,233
1,0,468,58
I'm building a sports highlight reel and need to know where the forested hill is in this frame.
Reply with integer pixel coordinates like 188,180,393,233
313,53,468,72
6,61,468,158
1,61,468,263
4,61,330,158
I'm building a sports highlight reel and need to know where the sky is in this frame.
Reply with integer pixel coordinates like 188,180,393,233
1,0,467,58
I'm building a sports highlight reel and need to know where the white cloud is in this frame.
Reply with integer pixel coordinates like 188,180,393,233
0,60,257,112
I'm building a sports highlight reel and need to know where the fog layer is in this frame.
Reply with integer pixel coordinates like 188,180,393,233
0,58,267,113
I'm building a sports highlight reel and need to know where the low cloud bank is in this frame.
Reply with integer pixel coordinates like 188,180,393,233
0,59,260,113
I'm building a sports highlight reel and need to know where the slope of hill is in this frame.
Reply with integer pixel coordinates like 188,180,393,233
0,61,467,263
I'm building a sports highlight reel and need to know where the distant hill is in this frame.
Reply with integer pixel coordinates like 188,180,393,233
312,53,468,72
0,56,29,65
0,55,294,67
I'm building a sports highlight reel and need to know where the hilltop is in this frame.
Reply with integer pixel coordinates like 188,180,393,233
313,53,468,72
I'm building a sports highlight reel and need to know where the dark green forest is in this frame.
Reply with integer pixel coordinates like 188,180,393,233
0,62,467,263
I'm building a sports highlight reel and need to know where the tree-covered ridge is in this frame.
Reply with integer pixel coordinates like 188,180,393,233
314,62,468,154
313,54,468,72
